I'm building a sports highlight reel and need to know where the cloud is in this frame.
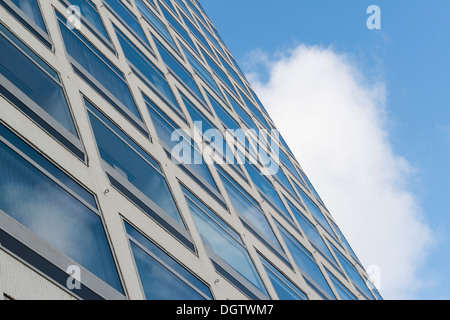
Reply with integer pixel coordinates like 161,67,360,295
245,45,434,299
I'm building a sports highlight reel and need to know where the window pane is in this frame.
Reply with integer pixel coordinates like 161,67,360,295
125,221,212,300
103,0,149,46
8,0,46,31
217,167,282,252
63,0,110,40
144,95,218,192
153,36,204,104
0,31,77,135
87,105,183,226
259,255,307,300
136,0,177,49
277,223,334,299
0,134,122,293
326,270,356,300
183,187,267,295
58,18,142,121
115,27,181,114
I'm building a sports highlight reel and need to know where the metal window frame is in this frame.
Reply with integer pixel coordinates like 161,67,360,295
124,221,212,300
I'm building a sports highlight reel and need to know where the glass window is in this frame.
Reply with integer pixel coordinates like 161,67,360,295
201,49,237,97
216,166,287,263
0,24,83,159
102,0,149,47
286,199,338,267
182,186,268,300
153,36,205,105
180,43,221,99
60,0,111,47
296,186,336,239
144,94,224,205
0,0,50,46
160,5,196,52
182,94,245,178
276,222,335,300
330,244,374,300
326,270,356,300
85,99,194,250
243,162,291,222
114,26,182,117
0,123,123,298
57,15,146,135
226,91,257,131
136,0,177,50
240,90,270,130
125,221,213,300
259,255,308,300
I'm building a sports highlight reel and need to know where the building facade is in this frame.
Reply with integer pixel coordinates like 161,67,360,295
0,0,382,300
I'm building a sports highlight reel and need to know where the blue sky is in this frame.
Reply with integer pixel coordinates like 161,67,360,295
201,0,450,300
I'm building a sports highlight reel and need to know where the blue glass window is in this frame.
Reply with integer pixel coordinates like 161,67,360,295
181,43,221,99
160,5,196,51
153,36,205,105
57,15,146,135
201,49,237,97
296,186,336,239
136,0,177,50
0,0,50,47
243,162,291,222
226,91,257,131
0,24,83,159
102,0,149,47
240,91,270,130
286,199,338,267
276,222,335,300
182,94,245,178
331,244,374,300
326,270,356,300
0,124,123,298
259,255,308,300
114,26,182,117
144,94,224,205
85,99,194,250
125,221,213,300
182,186,268,300
59,0,112,48
216,166,288,264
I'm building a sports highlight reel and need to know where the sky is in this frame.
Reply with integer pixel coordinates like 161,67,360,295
201,0,450,300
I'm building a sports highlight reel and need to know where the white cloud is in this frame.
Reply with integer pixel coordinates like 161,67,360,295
246,45,434,299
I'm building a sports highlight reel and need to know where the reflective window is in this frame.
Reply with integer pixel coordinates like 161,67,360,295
144,94,224,204
181,43,221,99
160,5,196,52
182,94,245,178
136,0,177,50
0,0,50,46
330,244,374,300
125,221,213,300
326,270,356,300
153,36,205,105
0,124,123,298
60,0,111,47
276,222,335,300
201,49,237,97
287,199,337,266
114,26,182,117
0,24,83,159
102,0,149,47
226,91,257,131
85,99,193,250
182,186,268,300
216,166,287,263
57,15,146,135
243,162,291,222
259,255,308,300
296,186,336,239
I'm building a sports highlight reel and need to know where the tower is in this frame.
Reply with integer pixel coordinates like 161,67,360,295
0,0,382,300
